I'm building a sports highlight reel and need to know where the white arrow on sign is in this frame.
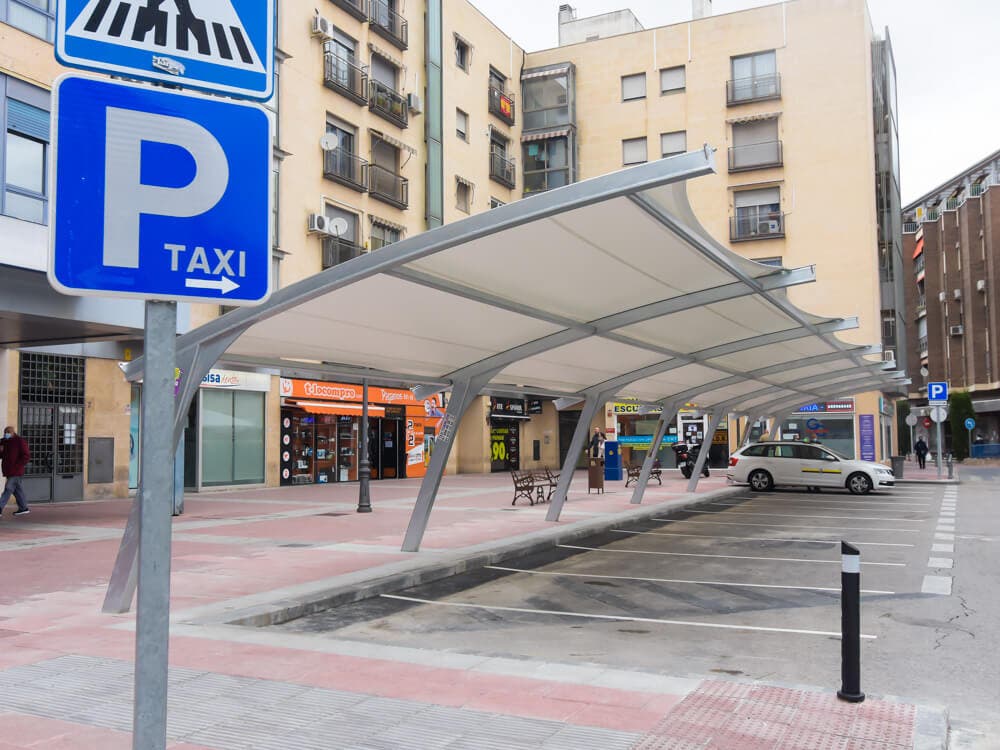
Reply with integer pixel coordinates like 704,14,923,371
185,276,240,294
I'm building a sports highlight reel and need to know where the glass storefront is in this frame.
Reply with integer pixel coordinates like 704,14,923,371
202,389,266,486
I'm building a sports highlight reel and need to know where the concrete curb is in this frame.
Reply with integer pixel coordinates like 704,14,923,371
894,478,961,485
187,485,743,628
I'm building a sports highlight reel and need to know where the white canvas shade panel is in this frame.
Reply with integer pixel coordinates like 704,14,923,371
135,148,904,416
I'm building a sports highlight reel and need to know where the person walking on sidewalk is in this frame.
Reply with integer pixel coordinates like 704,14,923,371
914,436,929,470
0,426,31,517
589,427,606,459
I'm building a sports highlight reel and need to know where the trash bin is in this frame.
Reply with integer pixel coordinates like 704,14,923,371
890,456,904,479
604,441,622,481
588,458,605,494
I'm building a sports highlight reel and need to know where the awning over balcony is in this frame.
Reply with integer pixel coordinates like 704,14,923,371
521,64,572,80
726,110,781,124
368,128,416,156
521,127,572,143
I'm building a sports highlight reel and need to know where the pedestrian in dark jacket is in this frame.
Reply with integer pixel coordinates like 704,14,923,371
0,426,31,517
589,427,606,458
913,437,929,470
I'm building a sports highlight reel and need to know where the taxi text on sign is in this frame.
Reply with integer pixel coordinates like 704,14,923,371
48,75,272,305
927,381,948,402
56,0,275,101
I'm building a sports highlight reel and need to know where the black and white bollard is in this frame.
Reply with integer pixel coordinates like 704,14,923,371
837,541,865,703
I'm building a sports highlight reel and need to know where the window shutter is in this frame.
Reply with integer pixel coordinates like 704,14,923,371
660,131,686,156
734,187,780,208
621,73,646,100
622,137,647,165
660,66,685,92
7,99,50,142
732,119,777,146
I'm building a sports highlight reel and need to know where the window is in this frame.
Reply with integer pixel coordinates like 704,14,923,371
370,219,401,250
271,159,280,250
660,131,686,158
489,68,506,92
621,73,646,101
322,204,361,268
729,50,779,103
324,117,365,189
456,108,468,141
741,445,767,457
730,118,781,170
751,256,782,267
732,187,782,240
2,0,55,41
660,66,685,93
490,198,505,209
882,314,896,341
523,70,571,130
622,137,647,166
523,136,570,194
455,35,470,71
3,77,50,224
456,178,471,213
370,54,397,88
766,444,796,458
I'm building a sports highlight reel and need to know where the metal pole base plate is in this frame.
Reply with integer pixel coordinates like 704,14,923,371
837,690,866,703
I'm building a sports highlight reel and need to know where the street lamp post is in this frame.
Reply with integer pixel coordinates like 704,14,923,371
357,378,372,512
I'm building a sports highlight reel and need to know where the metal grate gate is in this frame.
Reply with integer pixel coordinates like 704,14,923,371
18,354,86,502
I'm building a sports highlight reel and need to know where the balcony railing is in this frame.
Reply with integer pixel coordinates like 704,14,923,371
323,149,368,193
368,0,408,49
323,47,368,105
730,213,785,241
914,255,925,273
369,164,409,209
322,236,365,269
926,208,940,221
489,148,516,188
369,79,408,128
488,85,515,126
946,196,961,210
970,182,987,197
903,221,919,233
728,140,783,172
918,336,928,355
726,73,781,105
330,0,368,21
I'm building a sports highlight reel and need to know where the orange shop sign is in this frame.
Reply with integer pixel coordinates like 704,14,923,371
280,378,441,408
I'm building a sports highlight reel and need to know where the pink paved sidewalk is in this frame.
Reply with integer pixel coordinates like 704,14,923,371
0,471,935,748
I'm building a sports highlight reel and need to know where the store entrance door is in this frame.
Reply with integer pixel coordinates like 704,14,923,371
19,404,84,502
379,419,402,479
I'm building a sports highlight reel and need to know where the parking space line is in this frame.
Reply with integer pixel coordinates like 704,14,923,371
651,517,921,533
610,528,914,548
381,594,878,639
485,566,896,595
557,544,904,566
687,509,928,523
712,498,931,508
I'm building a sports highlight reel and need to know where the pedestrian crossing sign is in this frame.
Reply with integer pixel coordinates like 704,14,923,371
56,0,274,101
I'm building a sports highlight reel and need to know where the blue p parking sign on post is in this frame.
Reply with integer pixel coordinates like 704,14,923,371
56,0,275,101
49,75,272,305
927,381,949,402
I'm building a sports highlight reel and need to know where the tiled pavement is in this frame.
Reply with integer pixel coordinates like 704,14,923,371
0,472,945,748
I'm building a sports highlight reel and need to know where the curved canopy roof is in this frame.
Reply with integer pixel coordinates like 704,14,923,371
127,147,906,412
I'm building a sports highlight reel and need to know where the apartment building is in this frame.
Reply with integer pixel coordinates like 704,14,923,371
902,150,1000,447
0,0,901,500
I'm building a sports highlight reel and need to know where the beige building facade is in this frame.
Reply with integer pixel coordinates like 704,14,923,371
0,0,899,502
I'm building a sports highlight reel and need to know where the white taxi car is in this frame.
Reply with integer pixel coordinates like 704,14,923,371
727,441,894,494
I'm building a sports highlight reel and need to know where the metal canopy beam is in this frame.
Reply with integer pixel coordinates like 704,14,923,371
629,400,679,505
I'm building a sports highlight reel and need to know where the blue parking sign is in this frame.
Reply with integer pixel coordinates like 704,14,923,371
927,381,949,402
49,75,272,305
56,0,275,101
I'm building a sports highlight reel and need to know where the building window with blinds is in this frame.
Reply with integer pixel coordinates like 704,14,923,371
660,131,686,158
621,73,646,101
2,76,50,224
660,66,685,93
731,186,784,241
2,0,55,41
622,137,647,166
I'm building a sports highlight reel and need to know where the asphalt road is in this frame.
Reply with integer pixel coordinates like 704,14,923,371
276,470,1000,746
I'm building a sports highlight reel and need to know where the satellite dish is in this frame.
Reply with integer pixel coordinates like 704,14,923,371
328,217,349,237
319,133,339,151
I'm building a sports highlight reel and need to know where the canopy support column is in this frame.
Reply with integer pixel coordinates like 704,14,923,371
742,415,760,447
687,408,723,493
546,391,611,522
102,330,247,615
630,401,679,505
402,371,499,552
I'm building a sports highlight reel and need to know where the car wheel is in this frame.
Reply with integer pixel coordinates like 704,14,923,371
748,469,773,492
847,472,873,495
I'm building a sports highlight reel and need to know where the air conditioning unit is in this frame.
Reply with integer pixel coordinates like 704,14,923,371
949,325,964,336
307,214,331,234
938,291,947,302
407,92,423,113
977,279,987,292
757,220,780,234
882,349,896,363
953,288,962,299
311,14,333,38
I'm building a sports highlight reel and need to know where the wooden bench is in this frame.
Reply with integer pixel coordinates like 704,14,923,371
625,462,662,488
511,467,560,505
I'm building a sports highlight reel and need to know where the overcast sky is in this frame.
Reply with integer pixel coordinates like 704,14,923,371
467,0,1000,205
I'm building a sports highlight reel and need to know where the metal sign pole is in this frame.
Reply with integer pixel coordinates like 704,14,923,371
935,418,943,480
133,300,177,750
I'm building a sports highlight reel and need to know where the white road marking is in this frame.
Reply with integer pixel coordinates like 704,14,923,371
651,517,921,533
921,575,952,595
486,566,897,594
380,594,878,639
610,528,914,547
687,509,927,523
716,498,930,508
928,557,954,569
557,544,904,567
935,532,955,541
932,543,954,553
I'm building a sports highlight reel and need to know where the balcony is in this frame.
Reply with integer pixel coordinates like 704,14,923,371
970,182,987,197
917,336,928,356
369,80,408,128
322,236,365,269
926,208,940,221
946,196,961,210
330,0,368,22
488,85,516,126
369,164,409,209
914,255,925,273
323,47,368,105
726,73,781,105
368,0,408,49
489,148,516,189
728,140,783,172
903,221,919,233
730,213,785,242
323,149,368,193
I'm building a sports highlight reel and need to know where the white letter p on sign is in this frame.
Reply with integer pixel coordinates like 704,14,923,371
103,108,229,268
